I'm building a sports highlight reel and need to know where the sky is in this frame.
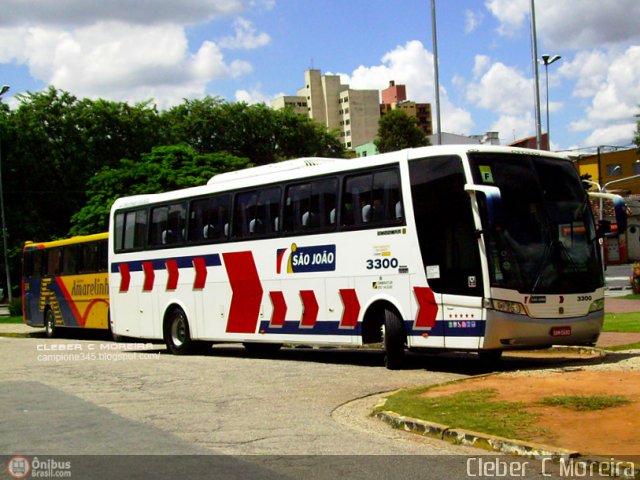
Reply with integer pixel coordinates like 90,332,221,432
1,0,639,152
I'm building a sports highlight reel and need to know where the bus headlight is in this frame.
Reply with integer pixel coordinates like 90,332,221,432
589,298,605,313
492,299,527,315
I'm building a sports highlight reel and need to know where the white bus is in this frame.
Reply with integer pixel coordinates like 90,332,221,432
108,145,625,369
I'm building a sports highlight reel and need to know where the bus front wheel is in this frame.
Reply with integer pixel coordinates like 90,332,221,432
44,309,57,339
164,308,196,355
383,309,405,370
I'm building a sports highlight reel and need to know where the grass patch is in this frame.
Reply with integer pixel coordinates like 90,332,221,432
603,312,640,332
0,316,23,324
379,387,542,440
540,395,631,411
604,342,640,351
619,293,640,300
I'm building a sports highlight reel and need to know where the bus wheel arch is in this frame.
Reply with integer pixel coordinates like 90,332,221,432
163,305,196,355
362,300,407,369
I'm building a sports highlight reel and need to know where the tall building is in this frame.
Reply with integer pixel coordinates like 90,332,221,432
380,81,433,136
272,69,380,150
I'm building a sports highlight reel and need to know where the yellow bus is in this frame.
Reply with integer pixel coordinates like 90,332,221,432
22,233,109,338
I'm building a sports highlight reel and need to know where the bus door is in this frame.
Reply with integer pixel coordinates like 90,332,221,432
409,155,485,349
23,248,44,325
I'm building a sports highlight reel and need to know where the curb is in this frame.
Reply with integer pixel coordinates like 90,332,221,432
374,409,577,459
374,409,640,478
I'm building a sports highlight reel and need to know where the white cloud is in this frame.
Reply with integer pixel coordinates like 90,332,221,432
0,0,243,27
567,46,640,145
341,40,475,135
484,0,528,36
219,17,271,50
467,61,533,116
464,10,484,34
0,1,264,108
490,112,535,144
486,0,640,49
235,86,273,104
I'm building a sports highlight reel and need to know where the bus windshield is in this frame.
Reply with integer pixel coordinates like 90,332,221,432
468,152,603,294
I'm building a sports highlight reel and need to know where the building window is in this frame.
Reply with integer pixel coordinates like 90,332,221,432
607,164,622,176
634,161,640,176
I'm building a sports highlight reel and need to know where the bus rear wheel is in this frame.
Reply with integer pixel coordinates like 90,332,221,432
44,309,57,339
164,308,196,355
383,309,406,370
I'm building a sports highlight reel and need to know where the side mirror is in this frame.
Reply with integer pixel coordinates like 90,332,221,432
465,184,502,231
588,192,627,237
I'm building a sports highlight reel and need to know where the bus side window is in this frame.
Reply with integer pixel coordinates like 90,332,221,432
61,245,79,275
234,188,280,238
98,240,108,272
343,174,372,226
79,242,100,274
46,248,62,276
122,209,147,251
189,195,230,243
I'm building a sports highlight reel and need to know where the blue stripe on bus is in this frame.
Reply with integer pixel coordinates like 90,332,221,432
257,319,486,337
405,320,486,337
110,253,221,273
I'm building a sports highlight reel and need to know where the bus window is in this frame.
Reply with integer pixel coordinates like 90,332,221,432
46,248,62,276
78,242,99,274
233,187,280,238
122,209,147,251
342,169,402,227
61,245,79,275
189,195,230,242
284,178,337,233
149,203,186,247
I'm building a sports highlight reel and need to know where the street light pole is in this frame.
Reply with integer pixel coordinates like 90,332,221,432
430,0,442,146
0,85,11,303
541,54,561,150
530,0,542,150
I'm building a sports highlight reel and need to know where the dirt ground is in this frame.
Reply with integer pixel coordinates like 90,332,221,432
421,367,640,457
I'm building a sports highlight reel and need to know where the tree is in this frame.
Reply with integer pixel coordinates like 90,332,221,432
69,145,251,234
162,98,344,164
374,109,430,153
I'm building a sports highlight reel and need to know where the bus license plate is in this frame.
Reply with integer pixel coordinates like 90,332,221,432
551,326,571,337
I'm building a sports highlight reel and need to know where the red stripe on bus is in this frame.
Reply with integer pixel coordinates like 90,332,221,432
142,262,155,291
339,289,360,328
300,290,319,327
414,287,438,329
269,291,287,327
223,251,263,334
56,276,85,326
119,263,131,292
193,257,208,290
166,259,179,290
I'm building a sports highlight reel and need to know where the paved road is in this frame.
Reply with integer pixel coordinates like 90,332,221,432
0,328,607,479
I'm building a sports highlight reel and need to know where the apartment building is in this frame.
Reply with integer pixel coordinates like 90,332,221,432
380,81,433,136
272,69,380,150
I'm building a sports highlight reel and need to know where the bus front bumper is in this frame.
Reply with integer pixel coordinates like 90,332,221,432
481,309,604,350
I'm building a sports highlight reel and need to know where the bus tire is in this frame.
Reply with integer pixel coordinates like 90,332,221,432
383,309,405,370
44,309,57,339
164,308,196,355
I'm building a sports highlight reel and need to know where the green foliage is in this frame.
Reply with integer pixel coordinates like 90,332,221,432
603,311,640,332
1,88,345,287
540,395,630,411
374,109,430,153
8,297,21,317
380,387,542,440
162,100,344,164
69,145,251,234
